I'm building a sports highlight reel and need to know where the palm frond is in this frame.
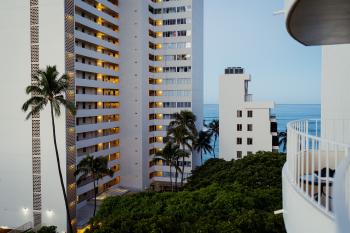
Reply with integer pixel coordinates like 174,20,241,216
24,102,46,120
56,95,76,115
22,96,46,112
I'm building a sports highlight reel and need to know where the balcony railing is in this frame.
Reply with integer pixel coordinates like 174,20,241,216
286,119,350,217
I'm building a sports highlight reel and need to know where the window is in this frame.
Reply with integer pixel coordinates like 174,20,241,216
247,110,253,118
237,124,242,131
247,124,253,131
247,151,253,155
236,138,242,145
237,110,242,118
247,138,253,145
237,151,242,159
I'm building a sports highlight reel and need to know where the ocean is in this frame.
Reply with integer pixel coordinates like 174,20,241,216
203,104,321,159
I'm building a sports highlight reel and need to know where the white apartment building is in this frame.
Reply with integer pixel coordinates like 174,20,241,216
282,1,350,233
219,67,278,161
0,0,203,232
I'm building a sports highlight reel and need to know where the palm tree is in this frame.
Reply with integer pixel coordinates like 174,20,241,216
193,130,213,165
206,120,219,158
22,66,76,233
166,126,193,187
168,111,197,186
74,155,114,216
278,131,287,152
154,142,182,191
169,110,197,136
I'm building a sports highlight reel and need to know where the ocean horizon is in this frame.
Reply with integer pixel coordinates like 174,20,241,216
204,103,321,159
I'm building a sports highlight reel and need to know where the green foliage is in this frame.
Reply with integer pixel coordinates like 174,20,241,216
87,152,286,233
28,226,57,233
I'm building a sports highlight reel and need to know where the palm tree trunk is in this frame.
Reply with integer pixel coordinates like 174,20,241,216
201,150,203,165
175,158,179,191
93,178,97,217
212,137,217,158
50,102,73,233
181,144,185,187
169,164,173,192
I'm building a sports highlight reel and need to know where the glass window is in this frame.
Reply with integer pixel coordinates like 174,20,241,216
247,138,253,145
247,110,253,118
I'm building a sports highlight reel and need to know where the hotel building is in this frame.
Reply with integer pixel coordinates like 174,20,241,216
219,67,278,161
0,0,203,232
282,1,350,232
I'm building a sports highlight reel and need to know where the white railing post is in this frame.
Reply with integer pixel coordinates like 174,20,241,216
334,149,350,233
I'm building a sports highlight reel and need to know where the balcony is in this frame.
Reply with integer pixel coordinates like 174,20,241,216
285,0,350,45
283,119,350,233
244,94,252,102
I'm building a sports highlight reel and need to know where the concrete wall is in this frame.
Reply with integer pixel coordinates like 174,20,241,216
322,45,350,144
219,73,274,161
118,0,150,191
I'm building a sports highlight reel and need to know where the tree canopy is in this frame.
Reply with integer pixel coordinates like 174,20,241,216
87,152,286,233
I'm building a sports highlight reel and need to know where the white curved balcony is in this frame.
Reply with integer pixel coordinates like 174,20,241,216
283,119,350,233
284,0,350,45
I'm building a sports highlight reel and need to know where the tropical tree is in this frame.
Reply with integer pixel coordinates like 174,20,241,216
168,111,197,186
169,110,197,136
206,120,219,158
166,126,193,187
153,142,179,191
74,155,114,216
278,131,287,152
193,130,213,165
22,66,75,233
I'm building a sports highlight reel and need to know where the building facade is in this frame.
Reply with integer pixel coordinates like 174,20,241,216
0,0,203,232
219,67,278,161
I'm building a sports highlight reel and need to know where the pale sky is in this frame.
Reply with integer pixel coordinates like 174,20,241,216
204,0,322,104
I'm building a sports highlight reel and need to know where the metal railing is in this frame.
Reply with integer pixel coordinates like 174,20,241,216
286,119,350,216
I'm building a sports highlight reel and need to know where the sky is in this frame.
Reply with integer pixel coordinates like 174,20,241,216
204,0,322,104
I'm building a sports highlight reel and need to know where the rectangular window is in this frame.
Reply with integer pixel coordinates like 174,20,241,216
236,138,242,145
237,151,242,159
247,124,253,131
237,124,242,131
237,110,242,118
247,138,253,145
247,151,253,155
247,110,253,118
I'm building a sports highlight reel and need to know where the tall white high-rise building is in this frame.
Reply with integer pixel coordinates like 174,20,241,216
219,67,278,161
0,0,203,232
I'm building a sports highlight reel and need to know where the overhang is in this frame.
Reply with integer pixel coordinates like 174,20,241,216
286,0,350,46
